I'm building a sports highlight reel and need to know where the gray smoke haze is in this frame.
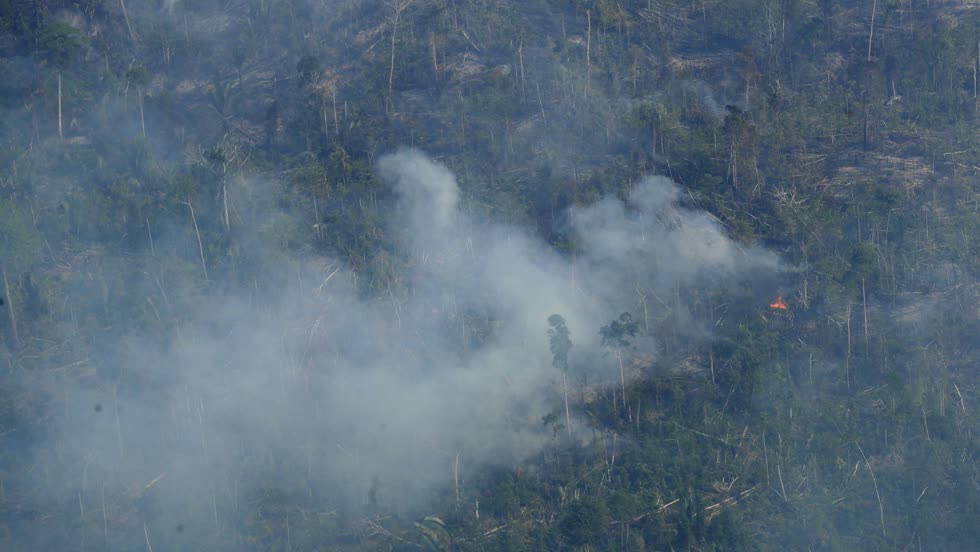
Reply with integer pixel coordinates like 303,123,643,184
22,150,782,534
2,1,783,542
2,1,976,550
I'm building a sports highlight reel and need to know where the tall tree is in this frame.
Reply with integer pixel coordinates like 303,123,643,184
33,22,85,141
548,314,573,438
386,0,414,111
600,312,639,420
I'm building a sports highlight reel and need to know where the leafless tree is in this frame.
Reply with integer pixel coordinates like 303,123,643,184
387,0,414,111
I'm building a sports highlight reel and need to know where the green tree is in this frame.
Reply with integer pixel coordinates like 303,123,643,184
33,23,85,69
601,312,639,419
559,495,609,548
548,314,573,438
33,22,85,140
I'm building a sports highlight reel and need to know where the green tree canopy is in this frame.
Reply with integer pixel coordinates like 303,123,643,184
33,23,86,69
547,313,572,372
600,312,639,350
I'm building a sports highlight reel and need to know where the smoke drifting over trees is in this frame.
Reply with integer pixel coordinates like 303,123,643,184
0,1,976,550
31,150,782,537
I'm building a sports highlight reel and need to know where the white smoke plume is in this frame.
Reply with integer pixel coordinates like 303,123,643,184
26,150,781,542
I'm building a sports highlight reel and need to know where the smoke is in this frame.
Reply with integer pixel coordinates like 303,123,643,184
16,150,782,541
570,175,779,290
1,3,782,542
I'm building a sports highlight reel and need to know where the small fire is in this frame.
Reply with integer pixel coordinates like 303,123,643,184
769,295,789,310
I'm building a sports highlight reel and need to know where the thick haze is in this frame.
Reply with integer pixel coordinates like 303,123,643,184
2,0,976,550
0,1,797,547
28,149,782,529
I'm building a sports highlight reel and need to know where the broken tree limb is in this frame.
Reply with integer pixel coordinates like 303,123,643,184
856,441,886,538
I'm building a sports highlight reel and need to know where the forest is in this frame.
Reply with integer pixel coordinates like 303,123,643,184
0,0,977,550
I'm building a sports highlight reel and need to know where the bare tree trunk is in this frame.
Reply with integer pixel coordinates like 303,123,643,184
120,0,136,43
845,302,852,390
222,184,231,232
856,442,886,537
632,52,638,96
652,124,657,160
321,95,329,142
146,217,155,256
862,279,869,352
138,88,146,138
2,266,19,348
777,463,787,501
57,71,63,141
536,82,546,122
618,350,630,421
517,39,526,98
799,258,809,302
922,404,931,440
585,10,592,95
144,522,154,552
974,57,978,107
730,136,738,193
185,201,209,282
387,23,396,109
561,370,571,438
867,0,877,62
454,450,461,510
387,2,412,111
703,1,709,45
430,32,439,76
709,350,715,384
313,193,322,240
762,431,771,488
102,483,108,546
113,383,125,458
863,101,869,150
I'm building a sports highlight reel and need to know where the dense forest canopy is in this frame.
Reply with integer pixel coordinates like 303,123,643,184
0,0,977,550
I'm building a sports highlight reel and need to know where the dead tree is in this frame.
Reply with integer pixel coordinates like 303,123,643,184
867,0,877,62
2,266,18,348
57,71,63,141
183,201,209,283
386,0,414,111
120,0,136,43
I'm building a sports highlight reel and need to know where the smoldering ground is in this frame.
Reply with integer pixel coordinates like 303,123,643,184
5,149,784,550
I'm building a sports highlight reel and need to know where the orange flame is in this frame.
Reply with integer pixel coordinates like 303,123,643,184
769,295,788,310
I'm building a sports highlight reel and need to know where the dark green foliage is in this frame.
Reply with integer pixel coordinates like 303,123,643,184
0,0,976,550
33,22,86,69
296,54,322,87
600,312,639,349
547,314,572,372
559,496,609,548
415,516,451,551
125,65,148,88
